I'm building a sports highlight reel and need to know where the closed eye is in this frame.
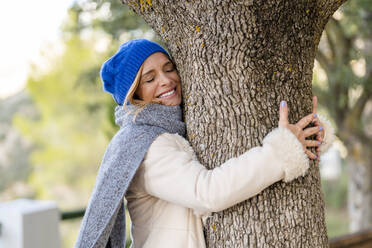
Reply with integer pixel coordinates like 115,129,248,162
163,61,176,73
165,64,175,73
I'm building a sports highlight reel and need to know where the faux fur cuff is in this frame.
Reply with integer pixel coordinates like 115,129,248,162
318,114,335,154
263,128,310,182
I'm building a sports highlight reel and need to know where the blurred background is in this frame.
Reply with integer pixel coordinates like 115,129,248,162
0,0,371,247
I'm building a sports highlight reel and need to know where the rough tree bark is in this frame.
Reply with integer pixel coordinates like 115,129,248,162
121,0,347,247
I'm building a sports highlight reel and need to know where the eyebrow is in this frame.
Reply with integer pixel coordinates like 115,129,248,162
142,61,173,77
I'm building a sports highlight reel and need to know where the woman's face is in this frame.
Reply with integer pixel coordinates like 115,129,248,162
135,52,182,106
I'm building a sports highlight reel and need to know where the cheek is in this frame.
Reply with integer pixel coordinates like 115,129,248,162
136,85,148,100
142,84,158,100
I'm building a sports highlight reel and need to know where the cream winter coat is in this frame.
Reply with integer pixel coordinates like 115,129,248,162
125,116,334,248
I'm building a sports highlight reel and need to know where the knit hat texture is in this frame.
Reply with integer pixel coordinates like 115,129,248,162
100,39,169,105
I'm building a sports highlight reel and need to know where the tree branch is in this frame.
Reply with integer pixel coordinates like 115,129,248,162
350,78,372,122
316,48,332,72
317,0,349,27
317,17,352,72
319,17,355,126
342,88,372,143
329,17,354,62
324,21,336,61
121,0,190,43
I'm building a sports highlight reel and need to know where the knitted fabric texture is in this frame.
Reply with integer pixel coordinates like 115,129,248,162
74,103,185,248
100,39,169,105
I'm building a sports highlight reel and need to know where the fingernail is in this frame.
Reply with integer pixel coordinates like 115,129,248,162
318,141,321,145
314,155,317,159
319,126,323,131
313,113,317,118
280,101,286,107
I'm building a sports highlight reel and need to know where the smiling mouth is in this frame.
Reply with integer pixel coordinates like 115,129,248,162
157,88,176,98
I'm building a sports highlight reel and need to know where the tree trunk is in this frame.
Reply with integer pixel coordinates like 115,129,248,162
347,142,372,232
122,0,347,246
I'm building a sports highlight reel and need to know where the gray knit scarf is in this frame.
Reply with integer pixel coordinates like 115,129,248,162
74,103,185,248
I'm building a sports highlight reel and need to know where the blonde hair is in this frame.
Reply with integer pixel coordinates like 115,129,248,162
122,64,161,118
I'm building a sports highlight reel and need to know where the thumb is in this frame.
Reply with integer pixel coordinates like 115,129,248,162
279,100,289,127
312,96,318,114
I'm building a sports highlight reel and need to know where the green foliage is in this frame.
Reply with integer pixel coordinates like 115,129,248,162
321,169,349,209
65,0,150,40
11,0,159,212
13,36,116,206
341,0,372,36
321,164,350,238
314,0,372,130
326,208,350,238
10,3,156,245
314,1,371,237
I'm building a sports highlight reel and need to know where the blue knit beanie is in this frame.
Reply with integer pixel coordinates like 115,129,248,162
100,39,169,105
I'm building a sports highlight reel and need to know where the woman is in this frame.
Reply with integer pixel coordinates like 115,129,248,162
75,39,334,248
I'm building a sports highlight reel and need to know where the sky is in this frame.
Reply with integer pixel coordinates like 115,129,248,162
0,0,75,99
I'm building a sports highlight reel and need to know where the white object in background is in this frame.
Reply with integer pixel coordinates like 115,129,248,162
320,145,342,180
0,199,60,248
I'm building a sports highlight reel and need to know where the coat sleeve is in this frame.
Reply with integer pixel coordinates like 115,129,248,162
140,127,309,215
318,114,336,155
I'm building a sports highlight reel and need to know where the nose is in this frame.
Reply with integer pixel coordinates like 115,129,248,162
158,72,173,87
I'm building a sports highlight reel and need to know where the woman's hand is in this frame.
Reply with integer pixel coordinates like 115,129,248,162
278,97,322,160
312,96,325,160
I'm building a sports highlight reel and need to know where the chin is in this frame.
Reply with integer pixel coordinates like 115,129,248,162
162,98,182,106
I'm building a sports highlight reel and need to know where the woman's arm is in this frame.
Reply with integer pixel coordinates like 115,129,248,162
137,100,321,216
140,129,310,216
